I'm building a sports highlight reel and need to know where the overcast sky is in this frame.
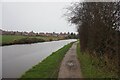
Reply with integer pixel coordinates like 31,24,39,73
2,2,78,33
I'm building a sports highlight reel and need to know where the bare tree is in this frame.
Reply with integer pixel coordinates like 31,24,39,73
66,2,120,77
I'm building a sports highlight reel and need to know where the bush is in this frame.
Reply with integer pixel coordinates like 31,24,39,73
13,37,45,44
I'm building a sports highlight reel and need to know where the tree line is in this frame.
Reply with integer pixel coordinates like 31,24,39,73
66,2,120,77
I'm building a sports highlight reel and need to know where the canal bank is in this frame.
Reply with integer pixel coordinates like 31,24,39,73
21,42,74,78
0,35,64,46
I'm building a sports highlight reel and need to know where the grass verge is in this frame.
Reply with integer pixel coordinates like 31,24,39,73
77,41,117,78
0,35,62,46
20,42,74,79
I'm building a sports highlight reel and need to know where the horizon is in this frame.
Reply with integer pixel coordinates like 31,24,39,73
1,28,78,34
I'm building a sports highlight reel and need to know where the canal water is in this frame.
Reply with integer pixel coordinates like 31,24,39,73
2,39,76,78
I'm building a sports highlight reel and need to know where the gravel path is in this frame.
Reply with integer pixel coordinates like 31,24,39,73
58,42,82,78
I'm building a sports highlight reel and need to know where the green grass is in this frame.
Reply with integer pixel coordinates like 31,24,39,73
0,35,25,44
21,42,74,79
77,41,117,78
0,35,61,46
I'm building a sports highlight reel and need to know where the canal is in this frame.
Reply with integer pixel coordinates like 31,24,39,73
2,39,76,78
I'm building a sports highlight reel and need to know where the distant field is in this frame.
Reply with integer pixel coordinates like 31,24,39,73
0,35,25,44
0,35,62,46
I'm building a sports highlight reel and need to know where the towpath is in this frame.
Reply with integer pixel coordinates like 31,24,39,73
58,42,82,79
